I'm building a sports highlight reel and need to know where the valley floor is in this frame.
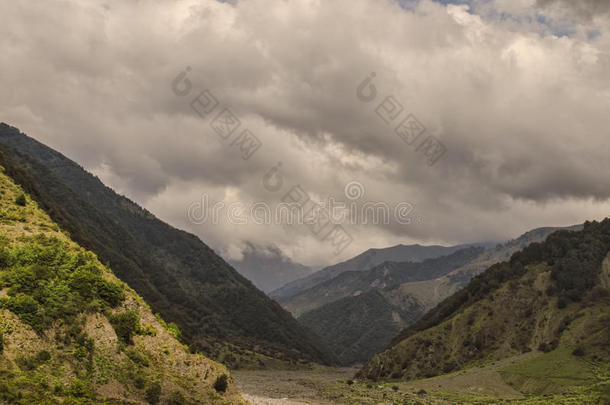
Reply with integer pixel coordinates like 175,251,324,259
233,363,524,404
233,352,609,404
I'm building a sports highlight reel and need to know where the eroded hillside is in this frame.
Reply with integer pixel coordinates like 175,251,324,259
359,221,610,384
0,167,246,404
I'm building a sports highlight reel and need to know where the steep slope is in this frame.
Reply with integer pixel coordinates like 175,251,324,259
0,123,333,367
358,220,610,383
0,166,246,404
228,243,314,293
270,244,474,301
296,247,483,365
385,224,583,314
298,290,424,365
287,246,484,317
296,228,580,366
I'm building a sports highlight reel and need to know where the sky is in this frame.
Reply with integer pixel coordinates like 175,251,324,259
1,0,609,266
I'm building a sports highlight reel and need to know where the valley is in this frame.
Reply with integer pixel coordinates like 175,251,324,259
1,124,609,404
234,351,610,404
3,1,610,403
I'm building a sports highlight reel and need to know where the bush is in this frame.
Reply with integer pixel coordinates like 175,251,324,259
36,350,51,362
145,382,162,404
108,310,140,345
6,295,45,332
572,347,585,356
213,373,228,393
97,280,125,307
15,194,26,206
68,378,92,398
125,346,150,367
133,375,146,390
167,391,185,405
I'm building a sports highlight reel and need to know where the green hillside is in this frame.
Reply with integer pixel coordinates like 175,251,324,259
299,289,423,365
297,247,483,365
358,220,610,401
0,123,334,368
0,166,247,404
285,247,484,317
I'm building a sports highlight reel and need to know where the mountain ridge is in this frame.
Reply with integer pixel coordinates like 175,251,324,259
0,123,335,367
271,243,480,304
358,219,610,383
0,164,247,404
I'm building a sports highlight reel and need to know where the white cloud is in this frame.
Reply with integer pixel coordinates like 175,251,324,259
1,0,609,266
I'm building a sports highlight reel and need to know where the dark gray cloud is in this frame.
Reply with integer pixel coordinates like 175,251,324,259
536,0,610,20
1,0,609,265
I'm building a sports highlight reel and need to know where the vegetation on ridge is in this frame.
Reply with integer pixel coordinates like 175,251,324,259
358,219,610,396
0,123,335,368
0,165,246,404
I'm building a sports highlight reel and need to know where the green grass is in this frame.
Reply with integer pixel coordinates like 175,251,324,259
500,348,596,394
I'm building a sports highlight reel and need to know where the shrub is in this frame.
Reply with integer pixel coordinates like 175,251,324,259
6,295,45,332
145,382,162,404
97,280,125,307
572,347,585,356
15,194,26,206
137,323,157,337
125,346,150,367
167,391,186,405
68,378,92,398
133,375,146,389
108,310,140,345
36,350,51,362
213,373,228,393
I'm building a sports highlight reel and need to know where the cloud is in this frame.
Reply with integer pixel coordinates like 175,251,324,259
536,0,610,21
1,0,609,266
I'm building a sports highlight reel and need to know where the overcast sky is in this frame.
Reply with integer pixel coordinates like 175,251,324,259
1,0,609,266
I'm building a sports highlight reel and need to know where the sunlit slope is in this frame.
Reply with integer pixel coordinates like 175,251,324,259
0,166,246,404
359,220,610,390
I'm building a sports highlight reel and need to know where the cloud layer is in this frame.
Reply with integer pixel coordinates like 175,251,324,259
1,0,609,265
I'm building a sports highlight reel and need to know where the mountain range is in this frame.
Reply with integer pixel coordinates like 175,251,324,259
358,220,610,393
0,123,334,368
271,243,476,303
298,246,484,364
272,225,582,366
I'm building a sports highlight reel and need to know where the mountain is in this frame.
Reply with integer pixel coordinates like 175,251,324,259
0,166,246,403
386,224,584,315
298,290,422,367
228,243,315,293
297,247,484,365
295,226,584,366
287,246,485,317
0,123,334,368
358,219,610,389
270,243,475,302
